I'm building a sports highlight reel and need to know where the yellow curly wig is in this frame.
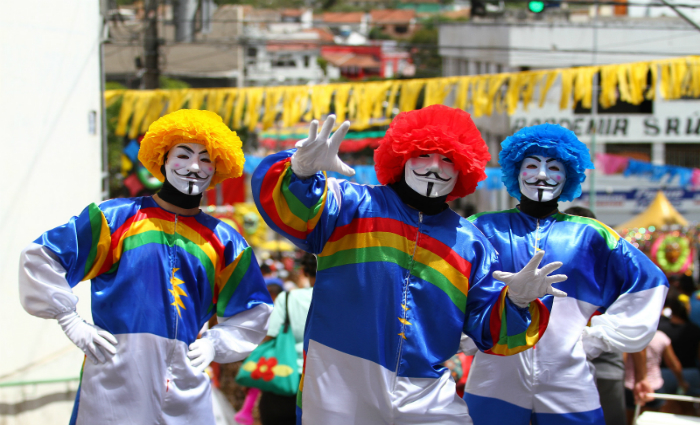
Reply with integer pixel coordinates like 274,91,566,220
138,109,244,188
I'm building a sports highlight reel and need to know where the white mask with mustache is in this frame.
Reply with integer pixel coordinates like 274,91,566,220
164,143,215,196
404,153,458,198
518,154,566,202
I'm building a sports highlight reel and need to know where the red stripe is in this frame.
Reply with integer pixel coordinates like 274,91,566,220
535,299,549,339
328,217,417,243
258,159,308,240
97,208,176,275
418,233,473,281
178,215,225,270
485,287,506,356
329,216,473,280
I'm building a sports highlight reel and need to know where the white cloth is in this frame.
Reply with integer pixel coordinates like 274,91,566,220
302,339,473,425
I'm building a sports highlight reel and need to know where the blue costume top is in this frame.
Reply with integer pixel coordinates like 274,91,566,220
252,150,550,425
464,208,669,425
19,196,272,425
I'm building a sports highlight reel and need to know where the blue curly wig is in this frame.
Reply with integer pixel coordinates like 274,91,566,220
499,123,594,202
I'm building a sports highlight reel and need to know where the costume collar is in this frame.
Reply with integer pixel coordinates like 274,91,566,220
157,177,203,210
518,194,560,219
389,175,449,216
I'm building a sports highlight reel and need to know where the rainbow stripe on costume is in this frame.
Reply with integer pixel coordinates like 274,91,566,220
252,149,549,385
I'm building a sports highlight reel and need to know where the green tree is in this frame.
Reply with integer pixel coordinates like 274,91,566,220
408,21,442,79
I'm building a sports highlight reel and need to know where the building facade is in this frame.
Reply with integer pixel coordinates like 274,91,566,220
439,15,700,224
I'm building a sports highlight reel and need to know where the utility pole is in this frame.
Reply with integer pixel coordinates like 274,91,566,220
143,0,160,89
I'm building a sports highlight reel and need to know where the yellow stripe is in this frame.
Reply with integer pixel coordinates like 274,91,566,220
320,231,412,258
271,163,313,232
306,172,328,233
489,293,542,356
113,218,219,269
84,214,111,281
414,247,469,298
177,222,220,271
593,218,621,243
321,231,469,298
217,250,244,294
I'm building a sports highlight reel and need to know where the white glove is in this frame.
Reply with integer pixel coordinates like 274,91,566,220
188,338,216,374
291,115,355,179
56,310,117,364
581,325,617,360
494,250,568,308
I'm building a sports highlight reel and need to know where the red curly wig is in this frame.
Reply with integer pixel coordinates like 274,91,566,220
374,105,490,201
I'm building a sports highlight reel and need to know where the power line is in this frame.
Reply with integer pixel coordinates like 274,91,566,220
107,38,700,57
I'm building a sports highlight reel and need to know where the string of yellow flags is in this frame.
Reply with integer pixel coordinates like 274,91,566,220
108,55,700,139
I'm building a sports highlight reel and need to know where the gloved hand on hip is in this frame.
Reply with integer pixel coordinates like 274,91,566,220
188,338,216,374
56,310,117,364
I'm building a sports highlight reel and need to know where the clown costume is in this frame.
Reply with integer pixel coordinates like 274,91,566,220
462,124,669,425
19,110,272,425
252,105,567,425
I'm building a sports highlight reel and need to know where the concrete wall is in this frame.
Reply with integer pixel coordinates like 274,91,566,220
439,18,700,69
0,1,103,423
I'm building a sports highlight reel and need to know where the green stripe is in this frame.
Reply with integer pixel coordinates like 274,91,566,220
217,247,253,317
497,306,529,349
318,246,411,271
84,204,104,277
121,230,216,288
318,247,466,312
553,213,619,250
411,261,466,313
468,208,520,222
280,167,325,222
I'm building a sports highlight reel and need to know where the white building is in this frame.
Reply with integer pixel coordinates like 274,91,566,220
0,1,104,424
439,14,700,225
243,9,338,86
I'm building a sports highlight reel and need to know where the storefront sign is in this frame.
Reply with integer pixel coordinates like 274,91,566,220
511,114,700,141
579,188,700,213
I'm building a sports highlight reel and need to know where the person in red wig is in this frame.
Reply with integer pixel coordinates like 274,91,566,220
251,105,566,425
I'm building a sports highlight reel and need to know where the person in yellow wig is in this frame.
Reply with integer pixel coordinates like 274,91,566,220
18,109,273,425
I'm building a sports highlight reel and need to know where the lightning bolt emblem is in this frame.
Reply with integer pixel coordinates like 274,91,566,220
169,268,188,317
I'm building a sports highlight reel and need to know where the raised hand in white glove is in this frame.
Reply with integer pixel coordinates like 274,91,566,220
56,310,117,364
291,114,355,179
494,250,568,308
188,338,216,374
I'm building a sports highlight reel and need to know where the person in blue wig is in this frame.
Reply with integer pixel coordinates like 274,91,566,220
461,123,669,425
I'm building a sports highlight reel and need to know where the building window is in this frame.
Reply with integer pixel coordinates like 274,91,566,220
395,25,408,34
665,143,700,168
606,143,652,163
459,59,469,76
272,55,296,67
247,47,257,58
304,55,310,68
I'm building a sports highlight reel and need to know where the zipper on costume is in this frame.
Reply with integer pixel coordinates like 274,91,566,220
531,218,540,390
167,213,180,369
393,211,422,390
